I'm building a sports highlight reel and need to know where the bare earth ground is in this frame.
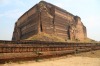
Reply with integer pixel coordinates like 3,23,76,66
1,50,100,66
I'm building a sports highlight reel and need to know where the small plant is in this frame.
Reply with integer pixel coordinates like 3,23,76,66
34,51,43,62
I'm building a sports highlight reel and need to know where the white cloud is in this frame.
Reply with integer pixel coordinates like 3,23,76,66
54,3,64,8
0,0,27,7
0,0,11,6
83,16,100,30
83,16,100,41
0,9,24,40
0,9,24,19
13,0,27,7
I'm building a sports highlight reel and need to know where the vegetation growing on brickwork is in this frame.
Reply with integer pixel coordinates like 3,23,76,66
26,32,96,43
26,32,66,42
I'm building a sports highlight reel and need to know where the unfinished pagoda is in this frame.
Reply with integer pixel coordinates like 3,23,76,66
12,1,87,41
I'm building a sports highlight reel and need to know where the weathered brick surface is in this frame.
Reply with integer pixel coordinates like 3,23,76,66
12,1,87,41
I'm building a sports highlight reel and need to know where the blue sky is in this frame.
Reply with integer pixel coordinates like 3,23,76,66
0,0,100,41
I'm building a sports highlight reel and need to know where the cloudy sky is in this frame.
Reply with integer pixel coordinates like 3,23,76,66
0,0,100,41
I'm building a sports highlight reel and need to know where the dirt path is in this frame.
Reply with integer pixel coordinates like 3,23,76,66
1,50,100,66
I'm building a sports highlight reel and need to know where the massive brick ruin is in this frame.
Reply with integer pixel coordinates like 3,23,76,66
12,1,87,41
